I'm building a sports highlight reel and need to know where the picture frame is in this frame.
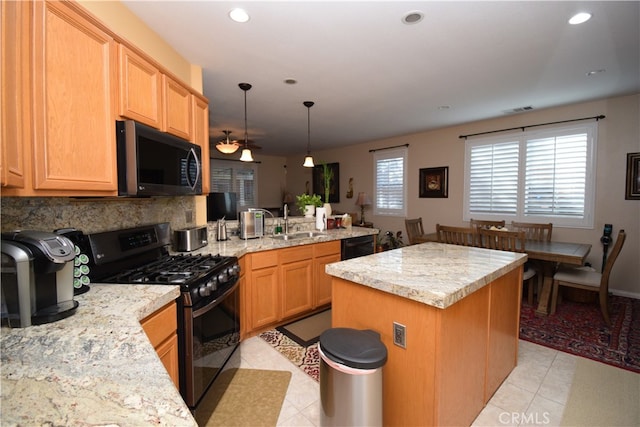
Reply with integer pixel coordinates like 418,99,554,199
625,152,640,200
419,166,448,198
312,162,340,203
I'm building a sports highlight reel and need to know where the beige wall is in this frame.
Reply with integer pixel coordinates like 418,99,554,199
78,0,201,92
285,94,640,297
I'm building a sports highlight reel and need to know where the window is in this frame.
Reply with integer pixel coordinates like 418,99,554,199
373,147,407,217
210,161,258,208
464,122,597,228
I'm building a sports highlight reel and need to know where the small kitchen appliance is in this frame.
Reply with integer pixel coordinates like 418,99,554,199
174,226,208,252
1,231,79,327
83,223,240,410
216,218,228,241
239,210,264,239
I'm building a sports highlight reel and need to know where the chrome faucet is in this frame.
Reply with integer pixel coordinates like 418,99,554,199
283,203,289,234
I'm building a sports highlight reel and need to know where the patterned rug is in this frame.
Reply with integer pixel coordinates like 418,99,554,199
519,295,640,373
259,330,320,382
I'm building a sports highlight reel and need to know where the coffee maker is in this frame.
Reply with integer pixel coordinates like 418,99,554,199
1,231,78,327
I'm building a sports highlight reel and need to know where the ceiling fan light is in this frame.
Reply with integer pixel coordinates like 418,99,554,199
239,148,254,162
303,155,315,168
216,142,239,154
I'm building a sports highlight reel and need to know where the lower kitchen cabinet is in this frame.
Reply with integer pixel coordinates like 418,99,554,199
243,240,341,337
141,301,179,389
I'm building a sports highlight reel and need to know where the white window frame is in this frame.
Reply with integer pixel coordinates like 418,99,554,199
463,122,597,228
210,160,259,209
373,146,408,217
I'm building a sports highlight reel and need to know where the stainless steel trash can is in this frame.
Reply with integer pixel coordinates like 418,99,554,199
319,328,388,426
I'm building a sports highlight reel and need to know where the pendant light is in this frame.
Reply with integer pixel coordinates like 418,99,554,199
238,83,254,162
302,101,315,167
216,130,240,154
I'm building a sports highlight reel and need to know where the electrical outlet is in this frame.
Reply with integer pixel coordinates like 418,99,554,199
393,322,406,348
185,210,193,224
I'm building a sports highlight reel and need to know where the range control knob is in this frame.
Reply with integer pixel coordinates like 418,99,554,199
198,284,210,297
217,270,229,283
230,264,240,275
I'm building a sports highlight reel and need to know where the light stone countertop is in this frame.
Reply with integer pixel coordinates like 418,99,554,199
0,226,378,426
326,242,528,309
0,284,196,426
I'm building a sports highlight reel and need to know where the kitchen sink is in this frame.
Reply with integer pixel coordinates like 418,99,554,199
270,231,327,240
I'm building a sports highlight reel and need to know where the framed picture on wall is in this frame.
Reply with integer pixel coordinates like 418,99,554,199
419,166,448,198
626,152,640,200
313,162,340,203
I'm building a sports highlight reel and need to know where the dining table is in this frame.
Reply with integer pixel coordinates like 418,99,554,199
413,232,592,315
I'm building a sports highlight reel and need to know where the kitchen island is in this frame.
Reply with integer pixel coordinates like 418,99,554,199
326,242,527,427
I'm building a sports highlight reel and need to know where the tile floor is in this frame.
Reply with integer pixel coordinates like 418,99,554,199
236,336,581,427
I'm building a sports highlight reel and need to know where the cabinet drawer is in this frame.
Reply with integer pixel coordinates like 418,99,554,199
314,241,341,257
251,250,279,269
280,245,314,264
141,302,177,348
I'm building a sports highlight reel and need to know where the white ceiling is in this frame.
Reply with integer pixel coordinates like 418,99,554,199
122,1,640,157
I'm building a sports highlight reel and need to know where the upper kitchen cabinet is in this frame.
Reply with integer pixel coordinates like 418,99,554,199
16,0,119,196
118,44,163,129
163,75,193,141
192,94,210,194
1,0,29,189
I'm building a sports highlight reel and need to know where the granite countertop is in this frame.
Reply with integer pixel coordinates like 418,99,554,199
0,225,377,425
1,285,197,427
326,242,527,309
183,225,379,258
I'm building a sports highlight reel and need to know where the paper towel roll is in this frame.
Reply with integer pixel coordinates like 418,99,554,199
315,207,327,230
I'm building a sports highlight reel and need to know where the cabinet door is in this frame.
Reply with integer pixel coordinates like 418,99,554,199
314,253,341,307
118,44,162,129
163,75,192,140
250,266,280,330
1,0,29,188
192,94,210,194
281,259,313,319
31,1,117,194
155,334,179,389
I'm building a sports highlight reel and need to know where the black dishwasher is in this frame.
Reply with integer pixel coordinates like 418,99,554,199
341,235,375,260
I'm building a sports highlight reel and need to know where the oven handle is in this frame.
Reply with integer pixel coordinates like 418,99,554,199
191,279,239,318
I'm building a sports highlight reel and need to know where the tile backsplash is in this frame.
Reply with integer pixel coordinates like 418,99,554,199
1,197,197,234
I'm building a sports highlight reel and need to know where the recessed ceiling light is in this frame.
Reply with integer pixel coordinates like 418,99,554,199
229,8,250,23
402,10,424,25
569,12,592,25
437,105,451,110
284,78,297,85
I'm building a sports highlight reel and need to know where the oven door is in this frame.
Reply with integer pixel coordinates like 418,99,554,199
180,280,240,408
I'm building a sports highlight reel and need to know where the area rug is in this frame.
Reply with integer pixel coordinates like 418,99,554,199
259,329,320,382
560,357,640,426
276,309,332,347
194,368,291,426
519,295,640,373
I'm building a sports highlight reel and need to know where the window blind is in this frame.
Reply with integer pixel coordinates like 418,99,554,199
210,162,257,208
374,147,407,217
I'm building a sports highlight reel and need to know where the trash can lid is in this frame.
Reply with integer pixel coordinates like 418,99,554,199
319,328,388,369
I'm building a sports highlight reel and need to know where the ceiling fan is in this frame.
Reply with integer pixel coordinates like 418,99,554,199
214,130,262,154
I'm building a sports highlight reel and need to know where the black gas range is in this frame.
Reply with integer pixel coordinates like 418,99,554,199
67,223,241,410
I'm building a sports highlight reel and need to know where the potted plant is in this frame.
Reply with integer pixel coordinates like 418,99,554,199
376,231,405,251
322,163,334,216
296,193,322,217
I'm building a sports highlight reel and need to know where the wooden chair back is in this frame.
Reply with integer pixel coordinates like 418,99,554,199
470,219,506,231
511,221,553,242
405,218,425,245
478,229,526,252
601,230,626,293
436,224,478,246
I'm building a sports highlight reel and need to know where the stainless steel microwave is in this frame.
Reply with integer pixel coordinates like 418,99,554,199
116,120,202,196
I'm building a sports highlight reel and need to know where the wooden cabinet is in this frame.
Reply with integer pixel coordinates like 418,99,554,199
163,75,192,140
192,94,210,193
244,240,342,336
280,246,314,319
313,241,341,307
141,301,179,389
1,0,29,189
31,0,118,195
118,44,162,129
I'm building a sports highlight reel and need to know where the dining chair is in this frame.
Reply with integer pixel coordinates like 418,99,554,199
436,224,478,246
405,217,426,245
550,230,626,326
470,219,506,231
510,221,553,242
478,228,537,302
